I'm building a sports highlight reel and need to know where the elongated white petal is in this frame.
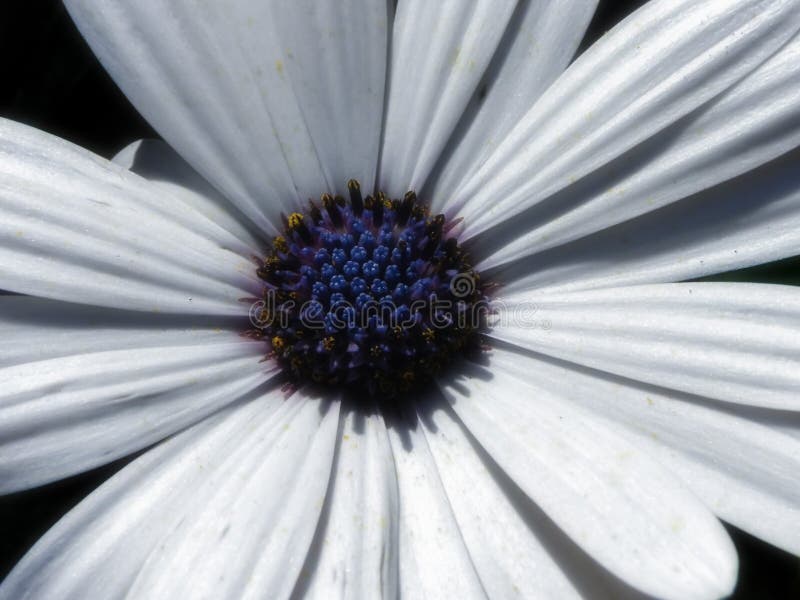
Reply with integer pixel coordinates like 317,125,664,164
125,389,339,600
453,0,800,240
298,405,400,600
0,332,271,493
440,361,737,600
427,0,598,213
498,147,800,294
386,405,487,599
0,295,242,367
487,345,800,556
491,283,800,410
66,0,389,233
114,139,265,256
0,391,286,599
477,31,800,270
0,119,256,314
420,400,595,599
378,0,518,196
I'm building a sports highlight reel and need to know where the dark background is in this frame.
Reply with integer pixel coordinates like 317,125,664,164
1,2,798,597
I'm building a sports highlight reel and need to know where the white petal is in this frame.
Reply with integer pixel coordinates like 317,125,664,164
497,147,800,294
491,283,800,410
453,0,800,240
487,345,800,556
0,328,271,493
729,405,800,442
113,139,265,256
777,420,800,441
420,397,594,599
427,0,598,213
477,31,800,270
439,360,737,600
298,404,400,600
378,0,519,196
386,403,487,599
0,390,286,599
0,295,242,367
65,0,389,233
125,389,340,600
0,118,256,314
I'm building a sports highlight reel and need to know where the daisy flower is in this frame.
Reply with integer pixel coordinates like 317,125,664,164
3,0,800,598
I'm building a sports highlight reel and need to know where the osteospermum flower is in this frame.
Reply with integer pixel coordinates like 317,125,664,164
2,0,800,597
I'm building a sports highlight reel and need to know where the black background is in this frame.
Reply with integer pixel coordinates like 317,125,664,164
1,2,799,597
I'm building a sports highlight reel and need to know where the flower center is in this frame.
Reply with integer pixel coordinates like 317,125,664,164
252,180,487,398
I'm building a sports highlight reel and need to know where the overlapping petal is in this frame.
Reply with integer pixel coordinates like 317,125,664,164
114,139,264,256
491,283,800,410
440,360,738,600
497,147,800,294
125,390,340,599
296,404,400,600
486,346,800,556
452,0,800,242
427,0,598,213
378,0,518,197
65,0,389,234
386,405,487,599
0,297,270,492
477,31,800,271
419,398,605,599
0,295,243,367
0,390,337,600
0,119,256,314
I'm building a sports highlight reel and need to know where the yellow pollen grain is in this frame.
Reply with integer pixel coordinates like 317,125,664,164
273,236,288,253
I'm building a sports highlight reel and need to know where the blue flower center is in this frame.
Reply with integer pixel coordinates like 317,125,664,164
254,180,487,397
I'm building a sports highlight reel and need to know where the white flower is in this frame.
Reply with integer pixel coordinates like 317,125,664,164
2,1,800,598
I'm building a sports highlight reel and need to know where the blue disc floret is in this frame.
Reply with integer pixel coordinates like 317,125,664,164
254,180,487,398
